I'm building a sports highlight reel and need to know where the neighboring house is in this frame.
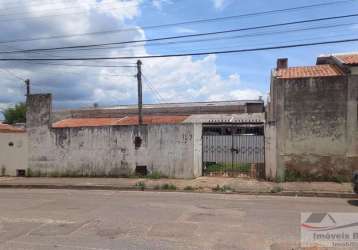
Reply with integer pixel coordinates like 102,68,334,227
266,53,358,180
0,123,28,176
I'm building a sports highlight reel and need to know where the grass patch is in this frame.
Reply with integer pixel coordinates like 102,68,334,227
134,181,146,191
212,184,235,193
206,163,251,173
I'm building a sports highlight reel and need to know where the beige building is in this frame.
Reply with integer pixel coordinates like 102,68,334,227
0,124,28,176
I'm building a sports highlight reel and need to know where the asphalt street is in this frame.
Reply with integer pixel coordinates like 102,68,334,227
0,189,357,250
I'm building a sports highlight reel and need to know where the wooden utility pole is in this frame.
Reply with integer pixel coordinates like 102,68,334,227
25,79,30,97
136,60,143,125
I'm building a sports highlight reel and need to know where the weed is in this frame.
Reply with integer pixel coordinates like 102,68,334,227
184,186,195,191
135,181,146,191
153,184,161,190
206,163,251,173
147,171,167,179
161,183,177,190
212,184,235,193
284,169,349,183
48,171,60,177
26,168,33,177
270,186,283,193
1,166,6,176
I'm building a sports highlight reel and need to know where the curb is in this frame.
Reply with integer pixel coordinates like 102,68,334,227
0,184,355,198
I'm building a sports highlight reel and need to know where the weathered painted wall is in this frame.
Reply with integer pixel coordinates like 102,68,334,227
267,74,357,180
27,94,202,178
0,132,28,176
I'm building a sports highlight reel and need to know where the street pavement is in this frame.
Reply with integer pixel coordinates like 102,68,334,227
0,189,357,250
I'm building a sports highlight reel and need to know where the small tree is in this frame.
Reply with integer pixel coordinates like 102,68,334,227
2,103,26,124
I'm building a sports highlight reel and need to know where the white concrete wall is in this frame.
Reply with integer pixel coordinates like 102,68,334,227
0,132,28,176
29,124,202,179
264,124,277,180
27,94,203,179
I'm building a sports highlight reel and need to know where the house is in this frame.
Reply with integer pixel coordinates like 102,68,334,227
266,53,358,180
26,94,265,178
0,123,27,176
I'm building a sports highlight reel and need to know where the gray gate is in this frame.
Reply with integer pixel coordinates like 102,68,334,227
202,124,265,177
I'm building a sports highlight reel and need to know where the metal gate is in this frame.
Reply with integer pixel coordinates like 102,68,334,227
202,124,265,178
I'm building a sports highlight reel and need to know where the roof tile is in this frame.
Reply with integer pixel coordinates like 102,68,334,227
276,65,344,79
0,123,25,133
335,54,358,65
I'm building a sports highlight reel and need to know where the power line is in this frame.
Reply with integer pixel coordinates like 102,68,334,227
0,68,26,81
0,0,135,13
142,73,165,103
0,0,355,44
3,13,358,54
0,1,147,22
0,37,357,61
33,21,358,54
19,62,137,68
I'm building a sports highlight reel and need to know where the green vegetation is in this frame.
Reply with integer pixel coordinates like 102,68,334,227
206,163,251,173
212,184,235,193
2,103,26,124
270,186,283,193
135,181,146,191
160,183,177,190
284,169,349,183
1,166,6,176
146,171,168,179
184,186,195,191
25,167,171,179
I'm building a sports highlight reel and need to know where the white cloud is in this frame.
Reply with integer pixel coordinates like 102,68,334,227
151,0,173,10
174,27,197,34
212,0,226,10
141,55,263,103
0,0,263,111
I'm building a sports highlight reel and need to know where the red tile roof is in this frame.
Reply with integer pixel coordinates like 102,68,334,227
0,123,25,133
276,65,344,79
52,118,122,128
52,116,188,128
335,54,358,65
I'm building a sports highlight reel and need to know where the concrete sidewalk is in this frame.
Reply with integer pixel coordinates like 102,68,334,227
0,177,355,198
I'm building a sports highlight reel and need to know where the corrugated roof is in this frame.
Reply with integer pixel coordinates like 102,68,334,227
276,65,344,79
0,123,25,133
117,115,188,126
183,113,265,124
335,54,358,65
52,115,188,128
53,100,263,113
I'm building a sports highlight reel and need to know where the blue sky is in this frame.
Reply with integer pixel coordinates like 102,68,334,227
134,0,358,96
0,0,358,117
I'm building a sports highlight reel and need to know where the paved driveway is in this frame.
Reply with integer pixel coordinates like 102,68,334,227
0,189,356,250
